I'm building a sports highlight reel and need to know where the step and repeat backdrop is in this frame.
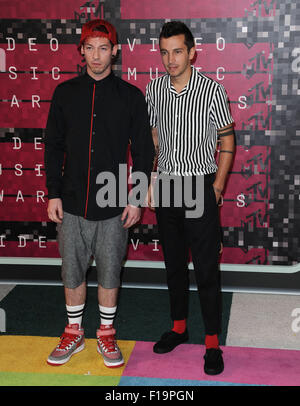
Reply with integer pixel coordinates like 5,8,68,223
0,0,300,288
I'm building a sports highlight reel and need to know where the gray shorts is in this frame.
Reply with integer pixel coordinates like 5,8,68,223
57,212,128,289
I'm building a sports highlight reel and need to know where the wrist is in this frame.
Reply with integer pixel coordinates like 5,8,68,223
128,204,141,210
213,184,223,194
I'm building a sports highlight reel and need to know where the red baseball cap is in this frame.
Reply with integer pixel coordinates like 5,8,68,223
78,19,118,51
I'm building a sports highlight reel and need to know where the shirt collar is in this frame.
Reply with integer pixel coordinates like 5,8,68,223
84,70,115,86
164,66,198,95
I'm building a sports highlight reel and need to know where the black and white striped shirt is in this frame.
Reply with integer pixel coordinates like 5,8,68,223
145,66,234,176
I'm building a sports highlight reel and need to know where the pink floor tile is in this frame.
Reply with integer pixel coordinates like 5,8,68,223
123,342,300,386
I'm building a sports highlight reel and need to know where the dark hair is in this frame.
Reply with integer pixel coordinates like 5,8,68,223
159,21,195,52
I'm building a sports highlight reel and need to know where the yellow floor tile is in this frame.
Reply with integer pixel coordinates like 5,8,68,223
0,336,136,377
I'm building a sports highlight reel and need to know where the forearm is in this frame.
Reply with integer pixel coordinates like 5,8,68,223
214,131,235,192
151,127,159,172
214,151,234,193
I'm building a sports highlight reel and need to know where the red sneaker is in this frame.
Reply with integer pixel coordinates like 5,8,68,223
47,324,85,366
96,325,124,368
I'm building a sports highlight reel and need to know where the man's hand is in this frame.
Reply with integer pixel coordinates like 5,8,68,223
121,205,141,228
212,185,222,205
47,198,63,223
147,172,158,211
147,184,155,211
219,242,223,254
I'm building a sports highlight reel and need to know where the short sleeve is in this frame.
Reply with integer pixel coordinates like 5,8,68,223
210,84,234,130
145,82,158,128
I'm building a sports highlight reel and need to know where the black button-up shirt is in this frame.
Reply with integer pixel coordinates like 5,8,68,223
44,72,154,220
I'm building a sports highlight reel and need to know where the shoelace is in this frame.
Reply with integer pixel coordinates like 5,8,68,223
98,334,118,353
56,333,79,351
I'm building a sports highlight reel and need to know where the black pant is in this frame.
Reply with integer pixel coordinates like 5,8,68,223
155,174,222,335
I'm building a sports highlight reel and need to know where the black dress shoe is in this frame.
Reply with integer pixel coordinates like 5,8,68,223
203,348,224,375
153,330,189,354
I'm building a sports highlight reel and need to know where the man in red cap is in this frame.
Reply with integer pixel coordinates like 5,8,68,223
44,19,154,368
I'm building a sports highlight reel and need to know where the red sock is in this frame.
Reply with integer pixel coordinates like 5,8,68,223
172,319,186,334
205,334,219,349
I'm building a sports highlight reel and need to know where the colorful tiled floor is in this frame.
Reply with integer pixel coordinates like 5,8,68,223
1,335,300,386
1,284,300,386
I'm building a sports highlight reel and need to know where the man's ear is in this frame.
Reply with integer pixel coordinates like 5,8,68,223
189,46,196,61
112,44,118,57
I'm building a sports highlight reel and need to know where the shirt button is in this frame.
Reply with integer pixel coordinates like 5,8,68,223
93,114,96,117
91,149,94,153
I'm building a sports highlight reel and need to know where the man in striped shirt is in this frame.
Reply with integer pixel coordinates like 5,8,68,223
146,21,235,375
